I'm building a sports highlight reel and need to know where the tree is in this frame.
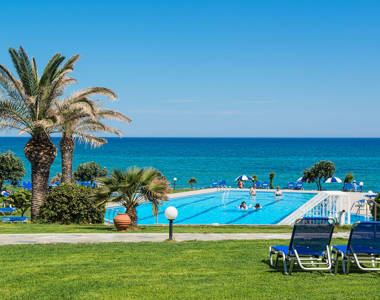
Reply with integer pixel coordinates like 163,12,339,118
0,46,79,219
0,151,25,190
269,172,275,189
73,161,107,183
187,177,197,188
8,189,31,216
302,160,336,191
344,173,354,184
251,174,258,182
55,87,131,183
93,167,169,226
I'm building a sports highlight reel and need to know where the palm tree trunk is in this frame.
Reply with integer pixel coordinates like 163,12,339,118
60,135,75,183
127,205,138,226
24,134,57,220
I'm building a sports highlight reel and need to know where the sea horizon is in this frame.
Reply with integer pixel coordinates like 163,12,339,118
1,137,379,191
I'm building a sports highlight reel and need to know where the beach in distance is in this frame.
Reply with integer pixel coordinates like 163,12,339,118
1,137,379,191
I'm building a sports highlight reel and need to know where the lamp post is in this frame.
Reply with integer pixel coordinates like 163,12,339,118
165,206,178,240
173,177,177,190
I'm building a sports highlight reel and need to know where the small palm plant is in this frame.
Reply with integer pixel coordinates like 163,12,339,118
269,172,275,189
93,167,169,226
0,46,79,219
187,177,197,188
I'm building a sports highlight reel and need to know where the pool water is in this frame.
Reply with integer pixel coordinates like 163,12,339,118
106,190,317,225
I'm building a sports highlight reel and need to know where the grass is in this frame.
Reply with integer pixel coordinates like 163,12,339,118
0,223,352,234
0,239,378,299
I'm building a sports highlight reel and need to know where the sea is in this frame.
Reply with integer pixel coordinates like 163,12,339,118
1,137,379,191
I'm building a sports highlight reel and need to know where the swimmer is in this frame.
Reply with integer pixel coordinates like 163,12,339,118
253,203,262,209
274,186,282,199
238,201,251,210
249,185,256,200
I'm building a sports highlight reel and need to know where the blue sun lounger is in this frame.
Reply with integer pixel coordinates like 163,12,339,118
287,182,295,189
269,217,334,274
0,207,17,214
1,216,28,222
343,183,352,191
332,221,380,274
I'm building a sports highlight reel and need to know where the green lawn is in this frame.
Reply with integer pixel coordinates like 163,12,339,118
0,223,352,234
0,240,378,300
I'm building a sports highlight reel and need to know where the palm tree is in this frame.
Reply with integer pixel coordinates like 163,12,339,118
0,46,79,219
54,89,131,183
93,167,169,226
187,177,197,188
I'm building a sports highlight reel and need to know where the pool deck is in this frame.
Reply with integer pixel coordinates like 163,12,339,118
0,232,350,245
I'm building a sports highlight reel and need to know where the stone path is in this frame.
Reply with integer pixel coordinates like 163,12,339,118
0,232,350,245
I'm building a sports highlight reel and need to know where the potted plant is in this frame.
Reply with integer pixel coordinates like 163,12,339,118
94,167,169,230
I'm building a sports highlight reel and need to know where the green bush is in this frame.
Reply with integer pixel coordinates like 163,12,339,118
372,193,380,221
73,161,107,183
38,184,105,224
269,172,275,189
8,189,31,216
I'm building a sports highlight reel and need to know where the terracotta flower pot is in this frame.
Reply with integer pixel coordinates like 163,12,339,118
113,213,131,231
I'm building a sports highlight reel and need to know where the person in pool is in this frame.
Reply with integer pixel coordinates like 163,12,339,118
274,186,282,198
253,203,262,209
249,185,256,198
238,201,251,210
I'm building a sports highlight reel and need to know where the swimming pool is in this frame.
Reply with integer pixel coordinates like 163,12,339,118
105,190,317,225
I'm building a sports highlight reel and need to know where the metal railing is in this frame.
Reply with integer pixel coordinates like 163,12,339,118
278,192,329,225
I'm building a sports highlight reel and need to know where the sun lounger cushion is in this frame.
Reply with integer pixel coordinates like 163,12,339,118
271,245,325,256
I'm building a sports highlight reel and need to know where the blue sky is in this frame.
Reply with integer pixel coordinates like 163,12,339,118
1,0,380,137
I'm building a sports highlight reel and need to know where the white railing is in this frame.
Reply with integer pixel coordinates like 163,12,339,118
278,192,350,225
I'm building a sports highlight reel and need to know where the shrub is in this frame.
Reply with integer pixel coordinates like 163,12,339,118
0,151,25,190
269,172,275,189
8,189,31,216
344,173,354,184
38,184,105,224
73,161,107,183
187,177,197,188
372,193,380,221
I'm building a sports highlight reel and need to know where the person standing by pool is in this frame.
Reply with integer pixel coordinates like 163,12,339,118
238,181,244,188
274,186,282,200
249,185,256,199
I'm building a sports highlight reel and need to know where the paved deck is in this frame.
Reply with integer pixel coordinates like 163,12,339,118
0,232,350,245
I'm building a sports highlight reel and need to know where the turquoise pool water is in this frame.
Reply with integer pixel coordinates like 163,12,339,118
105,190,317,225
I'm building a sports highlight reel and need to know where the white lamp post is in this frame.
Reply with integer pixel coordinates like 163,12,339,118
173,177,177,190
165,206,178,240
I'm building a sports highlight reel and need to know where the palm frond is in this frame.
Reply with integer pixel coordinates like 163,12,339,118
96,109,131,123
